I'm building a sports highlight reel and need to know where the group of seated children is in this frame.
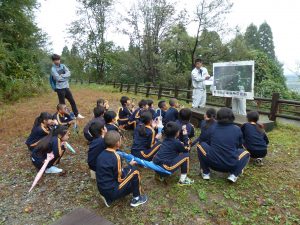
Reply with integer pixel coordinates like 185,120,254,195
26,95,269,208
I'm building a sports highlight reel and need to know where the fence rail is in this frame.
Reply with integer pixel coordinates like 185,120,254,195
70,79,300,122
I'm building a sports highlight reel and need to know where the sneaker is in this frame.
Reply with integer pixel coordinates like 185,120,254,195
100,194,111,207
76,114,85,119
45,166,63,174
227,174,238,183
130,195,148,207
202,173,210,180
178,177,194,186
254,158,263,166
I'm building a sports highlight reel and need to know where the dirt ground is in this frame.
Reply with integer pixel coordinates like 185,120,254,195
0,84,299,225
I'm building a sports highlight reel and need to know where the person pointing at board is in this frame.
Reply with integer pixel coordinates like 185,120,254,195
191,58,210,108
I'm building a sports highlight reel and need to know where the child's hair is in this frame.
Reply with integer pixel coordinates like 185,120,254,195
35,125,69,156
120,96,130,106
104,111,117,124
104,131,121,148
147,99,154,107
89,121,105,139
138,99,148,108
169,98,178,107
96,99,105,107
179,108,192,122
164,121,180,138
137,111,152,137
247,111,265,133
94,106,105,118
33,112,53,127
217,107,235,123
204,108,217,129
51,54,60,61
195,58,203,64
158,100,166,109
57,104,66,111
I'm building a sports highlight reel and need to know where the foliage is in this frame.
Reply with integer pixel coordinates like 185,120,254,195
258,22,275,60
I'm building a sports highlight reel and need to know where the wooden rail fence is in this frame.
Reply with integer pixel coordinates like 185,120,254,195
70,79,300,122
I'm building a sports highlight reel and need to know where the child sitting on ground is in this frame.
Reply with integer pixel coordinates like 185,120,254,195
117,96,134,128
83,106,105,142
97,98,109,112
154,100,168,120
26,112,55,151
241,111,269,165
96,131,148,207
147,99,156,118
128,99,149,128
192,108,217,146
197,108,250,183
153,122,194,185
164,98,179,124
31,125,69,174
104,111,120,132
88,121,107,178
131,111,161,161
53,104,75,126
176,108,195,143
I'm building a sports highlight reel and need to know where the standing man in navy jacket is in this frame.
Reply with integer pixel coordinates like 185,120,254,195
51,54,84,119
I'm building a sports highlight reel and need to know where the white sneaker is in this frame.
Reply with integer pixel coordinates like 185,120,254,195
76,114,85,119
202,173,210,180
45,166,63,174
227,174,238,183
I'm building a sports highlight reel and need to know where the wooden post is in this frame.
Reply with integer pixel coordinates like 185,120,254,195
174,85,178,98
81,79,83,84
225,97,231,108
269,93,280,121
186,84,191,103
113,81,116,88
75,79,78,84
120,82,123,92
127,83,130,93
146,84,150,97
134,83,138,95
158,84,163,99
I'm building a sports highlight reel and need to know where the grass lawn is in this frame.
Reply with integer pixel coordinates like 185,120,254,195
0,84,299,225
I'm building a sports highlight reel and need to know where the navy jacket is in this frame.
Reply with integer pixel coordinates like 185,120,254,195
241,122,269,152
105,123,119,132
131,125,155,155
164,107,179,124
205,123,243,168
88,137,106,171
83,117,105,141
193,120,217,146
53,112,73,125
31,136,65,168
96,149,133,192
148,108,156,118
26,124,50,149
175,120,195,142
153,136,189,165
117,106,132,125
128,108,142,123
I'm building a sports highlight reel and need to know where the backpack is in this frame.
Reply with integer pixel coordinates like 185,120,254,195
50,64,65,91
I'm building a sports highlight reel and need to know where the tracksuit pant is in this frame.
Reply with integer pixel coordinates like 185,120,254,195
131,143,161,161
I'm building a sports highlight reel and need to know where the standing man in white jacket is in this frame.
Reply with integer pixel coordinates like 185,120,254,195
191,59,210,108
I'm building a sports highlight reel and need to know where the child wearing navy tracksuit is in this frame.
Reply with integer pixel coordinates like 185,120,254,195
31,125,69,174
117,96,133,128
96,98,109,112
153,122,194,185
241,111,269,165
53,104,75,126
192,108,217,146
147,99,156,118
131,112,161,161
164,98,179,124
83,106,105,142
96,131,148,207
154,100,168,120
104,111,120,132
87,121,107,173
176,108,195,143
197,108,250,183
26,112,54,151
128,99,149,129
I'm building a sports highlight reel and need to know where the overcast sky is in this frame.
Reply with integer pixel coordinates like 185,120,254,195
36,0,300,75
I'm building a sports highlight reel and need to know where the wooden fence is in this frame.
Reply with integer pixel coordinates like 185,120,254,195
70,79,300,122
